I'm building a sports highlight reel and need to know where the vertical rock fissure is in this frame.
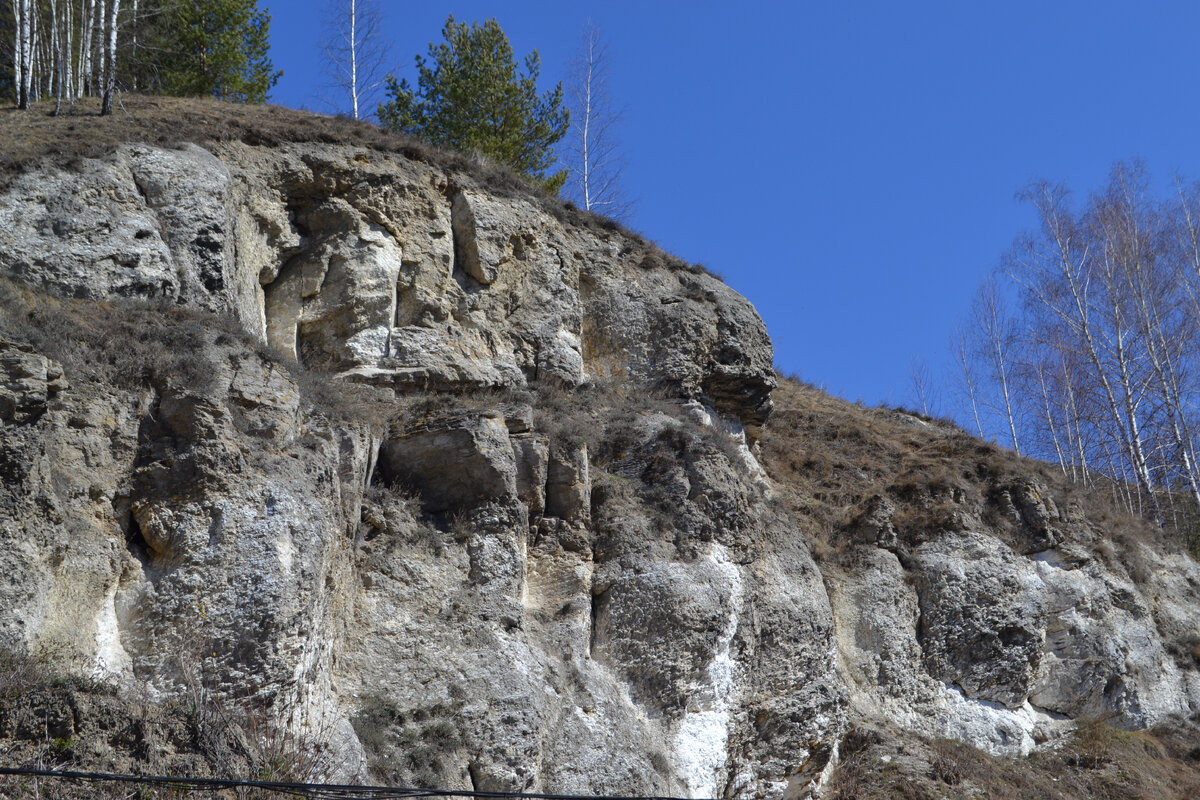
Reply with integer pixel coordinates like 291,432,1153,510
448,189,467,283
588,585,604,661
448,190,493,288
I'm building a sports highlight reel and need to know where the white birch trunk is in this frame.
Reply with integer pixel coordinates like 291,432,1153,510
129,0,136,90
10,0,20,105
581,31,594,210
50,0,62,113
94,0,106,94
1033,359,1068,475
349,0,358,118
1060,359,1090,485
100,0,117,114
28,2,39,102
952,327,985,438
16,0,32,108
65,0,74,109
79,0,94,96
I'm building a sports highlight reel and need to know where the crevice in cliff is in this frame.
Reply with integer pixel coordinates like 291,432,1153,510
123,512,152,572
588,585,605,661
363,434,380,490
448,189,486,292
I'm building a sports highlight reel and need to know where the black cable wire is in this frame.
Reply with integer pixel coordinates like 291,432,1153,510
0,766,710,800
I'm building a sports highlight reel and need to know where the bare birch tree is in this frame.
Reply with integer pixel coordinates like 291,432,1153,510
950,324,985,438
563,20,630,218
966,276,1023,454
909,355,936,417
954,165,1200,523
78,0,94,96
1109,167,1200,515
100,0,118,113
94,0,105,93
14,0,32,108
321,0,389,120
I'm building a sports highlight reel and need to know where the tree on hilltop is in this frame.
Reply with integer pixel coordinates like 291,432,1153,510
153,0,280,103
3,0,280,109
562,20,630,219
378,15,569,192
321,0,390,120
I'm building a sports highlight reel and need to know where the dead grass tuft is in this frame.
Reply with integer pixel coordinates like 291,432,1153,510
826,721,1200,800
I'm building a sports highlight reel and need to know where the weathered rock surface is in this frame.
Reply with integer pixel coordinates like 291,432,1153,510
825,444,1200,758
0,139,825,797
1,131,1199,799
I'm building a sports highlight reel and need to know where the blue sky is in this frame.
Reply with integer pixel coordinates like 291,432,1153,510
267,1,1200,409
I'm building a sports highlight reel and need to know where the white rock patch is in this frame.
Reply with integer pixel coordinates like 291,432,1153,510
674,542,743,798
93,584,133,679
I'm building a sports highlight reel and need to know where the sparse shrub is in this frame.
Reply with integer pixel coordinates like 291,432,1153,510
1094,537,1117,564
351,696,463,787
0,647,45,701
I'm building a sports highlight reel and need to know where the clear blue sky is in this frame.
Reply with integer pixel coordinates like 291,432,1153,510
267,1,1200,409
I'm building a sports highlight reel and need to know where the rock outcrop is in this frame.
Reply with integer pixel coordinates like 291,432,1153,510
0,136,828,798
1,119,1198,800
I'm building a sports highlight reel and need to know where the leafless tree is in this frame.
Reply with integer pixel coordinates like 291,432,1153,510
100,0,117,114
7,0,142,113
14,0,32,108
321,0,389,120
94,0,105,93
980,164,1200,522
950,324,985,438
966,276,1023,454
563,20,630,219
79,0,94,96
909,355,936,417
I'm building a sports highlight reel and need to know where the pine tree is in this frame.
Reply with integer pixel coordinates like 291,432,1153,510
154,0,281,103
379,15,568,192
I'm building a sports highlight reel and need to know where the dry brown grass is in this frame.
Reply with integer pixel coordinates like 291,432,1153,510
763,377,1200,795
0,95,655,251
0,279,393,433
825,720,1200,800
0,95,494,187
759,375,1170,562
761,377,1005,554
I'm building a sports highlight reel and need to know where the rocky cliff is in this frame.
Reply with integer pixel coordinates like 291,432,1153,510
0,101,1198,799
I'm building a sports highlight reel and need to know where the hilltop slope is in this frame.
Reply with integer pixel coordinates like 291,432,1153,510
0,99,1198,799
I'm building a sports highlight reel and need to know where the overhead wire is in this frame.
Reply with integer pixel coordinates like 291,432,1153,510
0,766,712,800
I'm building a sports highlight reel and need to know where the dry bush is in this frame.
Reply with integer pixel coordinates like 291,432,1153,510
0,630,333,795
291,367,395,435
0,278,230,393
0,648,45,703
350,694,463,789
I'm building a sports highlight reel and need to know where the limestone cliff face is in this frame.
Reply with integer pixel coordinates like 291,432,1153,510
0,135,1198,799
0,140,825,798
